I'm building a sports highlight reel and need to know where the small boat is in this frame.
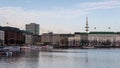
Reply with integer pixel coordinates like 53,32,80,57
21,45,40,50
3,46,21,52
0,47,13,56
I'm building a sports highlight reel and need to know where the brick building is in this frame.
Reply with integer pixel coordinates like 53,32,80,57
1,27,24,45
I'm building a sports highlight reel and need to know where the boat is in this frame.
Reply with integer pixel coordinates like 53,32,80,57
3,46,21,52
21,45,42,50
0,46,13,56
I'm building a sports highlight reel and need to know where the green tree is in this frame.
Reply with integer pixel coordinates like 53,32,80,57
60,38,68,46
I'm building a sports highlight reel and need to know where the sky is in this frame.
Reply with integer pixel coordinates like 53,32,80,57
0,0,120,34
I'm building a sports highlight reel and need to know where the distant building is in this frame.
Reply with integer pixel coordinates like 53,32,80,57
68,31,120,47
68,36,80,46
60,34,74,46
116,32,120,46
25,34,33,45
0,27,5,45
1,26,24,45
21,30,34,45
88,32,116,42
41,32,73,46
41,32,61,45
88,32,116,46
26,23,39,35
68,32,88,46
33,35,41,44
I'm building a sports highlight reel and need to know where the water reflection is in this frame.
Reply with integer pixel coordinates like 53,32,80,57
0,49,120,68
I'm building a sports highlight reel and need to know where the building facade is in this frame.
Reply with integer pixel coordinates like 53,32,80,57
21,30,34,45
33,35,41,45
0,30,5,45
68,36,80,46
68,32,88,46
41,32,61,45
25,34,33,45
41,32,73,46
88,32,116,46
68,32,120,47
26,23,39,35
116,32,120,46
2,27,24,45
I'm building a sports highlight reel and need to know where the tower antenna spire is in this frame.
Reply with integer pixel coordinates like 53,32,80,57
85,16,89,32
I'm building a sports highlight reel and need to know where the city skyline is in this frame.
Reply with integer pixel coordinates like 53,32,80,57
0,0,120,34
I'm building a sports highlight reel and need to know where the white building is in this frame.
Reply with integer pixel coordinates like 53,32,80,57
88,32,117,46
0,30,5,45
88,32,116,42
68,32,120,47
115,32,120,46
25,34,33,44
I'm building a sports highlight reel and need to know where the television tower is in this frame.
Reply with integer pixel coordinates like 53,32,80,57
85,17,89,32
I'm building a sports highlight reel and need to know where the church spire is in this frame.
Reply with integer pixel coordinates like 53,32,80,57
85,17,89,32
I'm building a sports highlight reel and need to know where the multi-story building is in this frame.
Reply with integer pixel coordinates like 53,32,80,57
0,27,5,45
1,26,24,45
116,32,120,46
33,35,41,44
68,36,80,46
26,23,39,35
21,30,34,45
25,34,33,45
41,32,73,46
68,31,120,47
68,32,88,46
60,34,73,46
41,32,61,45
88,32,116,46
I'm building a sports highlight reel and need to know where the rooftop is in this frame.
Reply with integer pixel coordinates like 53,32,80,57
0,26,21,32
75,32,88,34
89,31,116,34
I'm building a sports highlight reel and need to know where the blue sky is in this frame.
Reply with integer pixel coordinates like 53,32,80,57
0,0,120,34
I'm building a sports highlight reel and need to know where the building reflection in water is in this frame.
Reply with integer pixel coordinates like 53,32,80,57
0,49,120,68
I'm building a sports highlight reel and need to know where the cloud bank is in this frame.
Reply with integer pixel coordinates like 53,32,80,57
0,0,120,33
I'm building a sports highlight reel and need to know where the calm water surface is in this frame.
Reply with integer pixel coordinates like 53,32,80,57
0,49,120,68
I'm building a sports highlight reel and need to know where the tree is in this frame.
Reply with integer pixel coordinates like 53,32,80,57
60,38,68,46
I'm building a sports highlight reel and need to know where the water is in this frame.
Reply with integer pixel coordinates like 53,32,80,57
1,49,120,68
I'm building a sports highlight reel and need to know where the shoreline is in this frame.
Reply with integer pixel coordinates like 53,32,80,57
53,46,120,49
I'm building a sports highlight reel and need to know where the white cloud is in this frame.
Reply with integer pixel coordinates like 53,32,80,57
78,0,120,11
0,0,120,34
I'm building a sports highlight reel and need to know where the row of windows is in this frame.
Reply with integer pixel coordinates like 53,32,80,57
0,37,4,39
0,33,4,35
0,35,4,36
